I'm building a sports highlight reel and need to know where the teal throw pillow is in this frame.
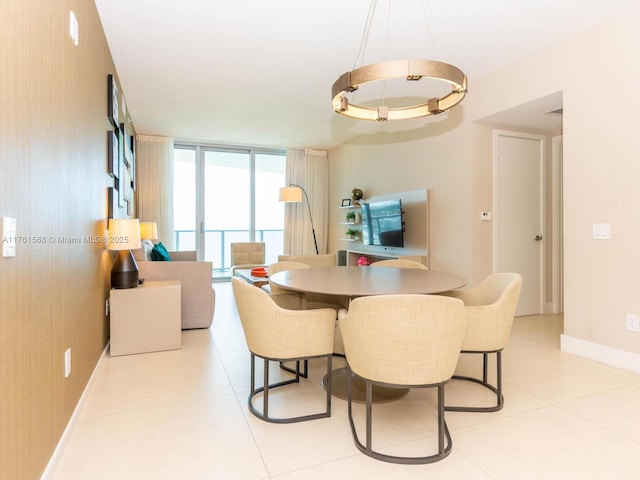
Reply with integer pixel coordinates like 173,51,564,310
150,241,172,261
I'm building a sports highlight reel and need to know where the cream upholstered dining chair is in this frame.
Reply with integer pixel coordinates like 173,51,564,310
277,253,337,267
274,253,347,306
266,261,310,298
333,257,428,355
341,294,466,464
265,261,319,378
230,242,266,274
266,261,346,372
231,278,336,423
370,258,428,269
439,272,522,412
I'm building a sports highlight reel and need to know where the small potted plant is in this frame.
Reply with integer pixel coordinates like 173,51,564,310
346,228,359,240
345,211,356,223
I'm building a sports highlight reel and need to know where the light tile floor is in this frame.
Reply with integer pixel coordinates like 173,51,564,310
51,282,640,479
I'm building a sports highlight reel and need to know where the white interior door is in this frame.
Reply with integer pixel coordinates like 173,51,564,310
494,131,545,316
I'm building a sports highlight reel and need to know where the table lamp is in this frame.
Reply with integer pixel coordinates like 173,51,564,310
279,183,319,254
139,222,158,243
108,218,142,289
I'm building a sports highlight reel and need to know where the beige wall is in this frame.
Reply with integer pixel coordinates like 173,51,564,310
329,109,474,276
328,6,640,360
0,1,128,478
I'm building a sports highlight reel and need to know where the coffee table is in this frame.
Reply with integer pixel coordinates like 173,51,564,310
235,268,269,288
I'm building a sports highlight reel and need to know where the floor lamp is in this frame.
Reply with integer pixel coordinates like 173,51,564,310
279,183,319,254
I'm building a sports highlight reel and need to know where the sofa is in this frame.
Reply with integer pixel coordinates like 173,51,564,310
133,242,215,329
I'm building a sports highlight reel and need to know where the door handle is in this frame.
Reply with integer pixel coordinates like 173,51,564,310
534,235,543,241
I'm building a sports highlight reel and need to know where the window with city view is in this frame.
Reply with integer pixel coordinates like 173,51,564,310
173,145,286,277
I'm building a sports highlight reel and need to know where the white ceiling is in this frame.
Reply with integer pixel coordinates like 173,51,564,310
94,0,635,149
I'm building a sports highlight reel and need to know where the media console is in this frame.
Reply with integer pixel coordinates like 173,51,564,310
343,188,429,266
345,248,427,267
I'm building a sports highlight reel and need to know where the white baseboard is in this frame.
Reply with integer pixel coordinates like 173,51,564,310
561,334,640,374
40,343,110,480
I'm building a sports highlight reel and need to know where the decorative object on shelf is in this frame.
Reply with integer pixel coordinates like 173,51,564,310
331,1,467,122
341,198,352,207
357,256,371,267
346,228,359,240
108,218,142,289
279,183,319,254
346,211,356,223
352,188,364,206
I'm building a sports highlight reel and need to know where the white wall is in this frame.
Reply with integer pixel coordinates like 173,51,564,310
328,5,640,364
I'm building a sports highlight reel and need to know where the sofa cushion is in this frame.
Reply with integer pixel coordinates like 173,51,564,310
151,241,172,261
133,239,154,262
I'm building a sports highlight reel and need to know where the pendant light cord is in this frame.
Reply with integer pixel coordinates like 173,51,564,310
352,0,378,70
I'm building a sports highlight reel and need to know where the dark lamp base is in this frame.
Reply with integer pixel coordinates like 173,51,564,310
111,250,139,289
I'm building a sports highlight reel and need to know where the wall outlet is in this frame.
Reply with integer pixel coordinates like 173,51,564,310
64,348,71,378
625,313,639,333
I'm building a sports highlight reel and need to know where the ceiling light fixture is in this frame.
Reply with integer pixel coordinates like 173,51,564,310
331,0,467,122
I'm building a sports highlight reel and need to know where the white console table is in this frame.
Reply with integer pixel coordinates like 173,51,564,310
109,280,181,356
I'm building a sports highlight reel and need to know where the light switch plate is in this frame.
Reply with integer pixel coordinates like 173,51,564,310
593,223,611,240
1,217,17,257
480,211,492,221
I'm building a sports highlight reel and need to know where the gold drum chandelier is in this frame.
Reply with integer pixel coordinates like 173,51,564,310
331,1,468,122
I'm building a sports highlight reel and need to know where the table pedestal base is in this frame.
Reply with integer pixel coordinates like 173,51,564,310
322,367,409,404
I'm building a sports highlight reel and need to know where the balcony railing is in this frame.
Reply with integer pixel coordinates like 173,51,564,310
174,229,284,274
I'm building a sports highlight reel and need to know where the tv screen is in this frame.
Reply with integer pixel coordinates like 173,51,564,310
361,199,404,247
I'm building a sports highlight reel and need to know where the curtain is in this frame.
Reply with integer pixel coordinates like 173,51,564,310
284,149,328,255
135,135,175,249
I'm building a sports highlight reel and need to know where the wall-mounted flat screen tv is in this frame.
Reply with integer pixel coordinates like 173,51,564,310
361,199,404,247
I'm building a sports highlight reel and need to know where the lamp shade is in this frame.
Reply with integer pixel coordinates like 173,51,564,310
139,222,158,241
279,186,303,203
107,218,141,251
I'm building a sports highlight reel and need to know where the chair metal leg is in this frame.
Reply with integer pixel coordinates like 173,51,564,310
325,356,332,417
278,359,308,378
345,365,453,464
263,357,269,418
445,350,504,413
248,352,332,424
366,380,372,451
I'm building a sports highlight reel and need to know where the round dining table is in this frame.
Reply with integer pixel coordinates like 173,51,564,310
270,266,467,403
269,265,467,298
